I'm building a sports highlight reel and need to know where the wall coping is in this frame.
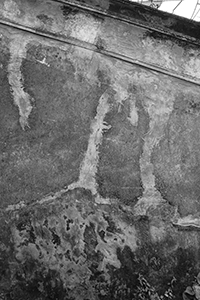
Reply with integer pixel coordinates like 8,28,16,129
1,0,200,86
54,0,200,45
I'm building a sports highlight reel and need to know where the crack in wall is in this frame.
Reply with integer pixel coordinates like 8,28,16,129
8,34,33,130
68,91,111,196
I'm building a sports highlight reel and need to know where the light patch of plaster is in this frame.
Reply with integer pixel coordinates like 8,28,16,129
65,12,100,44
128,100,138,126
36,57,50,67
112,71,139,127
10,199,138,293
134,91,174,215
172,214,200,230
150,224,166,242
3,0,21,19
68,91,111,195
112,74,129,106
8,35,33,130
118,220,138,251
6,201,26,212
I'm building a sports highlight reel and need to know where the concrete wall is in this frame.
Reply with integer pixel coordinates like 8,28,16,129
1,0,200,299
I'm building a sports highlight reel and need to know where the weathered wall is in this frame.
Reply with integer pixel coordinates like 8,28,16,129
1,0,200,299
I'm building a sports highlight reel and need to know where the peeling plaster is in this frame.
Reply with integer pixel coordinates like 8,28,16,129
9,195,138,294
68,91,111,195
8,35,33,130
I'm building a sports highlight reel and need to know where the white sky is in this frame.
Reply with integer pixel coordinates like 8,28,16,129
132,0,200,21
159,0,200,21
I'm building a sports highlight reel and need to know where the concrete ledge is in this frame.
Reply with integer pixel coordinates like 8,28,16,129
0,0,200,85
55,0,200,44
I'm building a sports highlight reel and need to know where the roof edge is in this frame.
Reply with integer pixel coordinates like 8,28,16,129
53,0,200,46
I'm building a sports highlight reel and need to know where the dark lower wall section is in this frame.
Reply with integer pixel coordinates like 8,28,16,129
2,1,200,299
1,188,200,300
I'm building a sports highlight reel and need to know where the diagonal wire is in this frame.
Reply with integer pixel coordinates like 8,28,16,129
191,0,198,19
191,0,200,19
137,0,177,5
131,0,200,19
172,0,184,13
193,5,200,19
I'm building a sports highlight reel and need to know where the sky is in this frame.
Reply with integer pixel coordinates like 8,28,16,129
132,0,200,21
159,0,200,21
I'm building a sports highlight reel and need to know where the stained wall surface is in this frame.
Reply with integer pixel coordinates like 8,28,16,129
1,0,200,299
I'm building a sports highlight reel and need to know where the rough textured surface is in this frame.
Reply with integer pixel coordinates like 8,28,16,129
1,0,200,299
1,0,200,84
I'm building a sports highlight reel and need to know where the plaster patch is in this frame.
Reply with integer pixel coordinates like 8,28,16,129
65,13,100,44
112,76,129,105
36,57,50,67
6,201,26,212
172,214,200,230
8,35,33,130
134,91,175,215
128,100,138,126
68,91,111,195
9,197,139,296
150,224,166,242
3,0,21,19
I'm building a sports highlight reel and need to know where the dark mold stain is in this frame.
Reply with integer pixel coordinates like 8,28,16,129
66,219,73,231
168,18,200,42
50,229,61,246
103,213,121,234
108,0,171,23
84,222,98,256
0,189,200,299
143,29,200,51
61,5,79,18
108,0,200,45
107,244,199,300
8,262,67,300
37,14,53,25
96,37,106,51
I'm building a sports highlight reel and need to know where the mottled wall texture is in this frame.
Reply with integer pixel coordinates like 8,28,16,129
1,0,200,299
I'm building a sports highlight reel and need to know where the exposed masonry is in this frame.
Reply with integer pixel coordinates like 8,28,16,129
8,34,33,130
68,91,111,196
